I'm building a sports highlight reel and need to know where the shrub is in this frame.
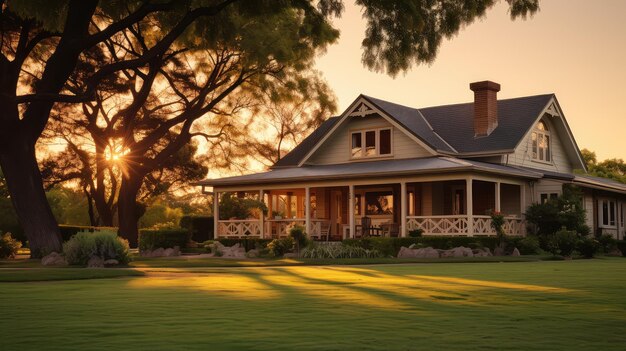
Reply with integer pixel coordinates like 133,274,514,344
597,234,617,253
219,193,267,220
525,185,587,239
301,242,382,259
289,225,308,251
63,231,130,265
342,236,501,257
511,236,541,255
576,236,600,258
59,225,118,242
267,237,294,257
546,229,578,257
138,229,191,252
0,232,22,259
616,241,626,257
179,216,214,241
408,229,423,238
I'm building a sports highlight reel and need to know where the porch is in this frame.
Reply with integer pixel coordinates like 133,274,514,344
212,176,526,240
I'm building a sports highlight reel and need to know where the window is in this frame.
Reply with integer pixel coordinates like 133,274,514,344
599,199,617,227
531,121,551,162
540,193,558,204
350,128,392,158
365,191,393,215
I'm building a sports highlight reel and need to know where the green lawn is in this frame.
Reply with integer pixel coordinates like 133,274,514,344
1,258,625,350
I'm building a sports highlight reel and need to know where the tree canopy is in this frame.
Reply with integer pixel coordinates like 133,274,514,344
580,149,626,184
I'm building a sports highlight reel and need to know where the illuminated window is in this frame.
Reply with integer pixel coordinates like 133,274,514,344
531,121,551,162
599,199,617,228
350,128,392,158
365,191,394,215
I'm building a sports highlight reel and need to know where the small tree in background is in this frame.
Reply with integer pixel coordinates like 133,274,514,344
490,210,506,252
525,185,588,238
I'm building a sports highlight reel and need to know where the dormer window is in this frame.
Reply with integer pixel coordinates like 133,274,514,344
351,128,392,159
531,121,551,162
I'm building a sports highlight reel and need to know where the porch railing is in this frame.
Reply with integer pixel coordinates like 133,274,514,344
406,215,525,236
406,215,469,235
217,219,262,237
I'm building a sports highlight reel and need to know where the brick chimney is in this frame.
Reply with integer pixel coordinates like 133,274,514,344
470,80,500,137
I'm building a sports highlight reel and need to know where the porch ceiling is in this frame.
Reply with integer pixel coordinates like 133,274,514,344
197,157,542,187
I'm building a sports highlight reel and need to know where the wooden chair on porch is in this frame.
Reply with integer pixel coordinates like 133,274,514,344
382,222,400,237
319,221,331,241
355,216,372,238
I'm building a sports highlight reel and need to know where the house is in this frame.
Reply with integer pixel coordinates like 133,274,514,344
197,81,626,240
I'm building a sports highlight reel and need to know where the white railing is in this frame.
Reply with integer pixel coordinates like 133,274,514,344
217,219,262,237
266,219,305,238
406,215,469,235
406,215,525,236
473,215,525,236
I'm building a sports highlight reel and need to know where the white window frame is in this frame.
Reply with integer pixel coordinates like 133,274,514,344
539,192,558,204
598,198,617,229
531,121,552,163
350,127,393,159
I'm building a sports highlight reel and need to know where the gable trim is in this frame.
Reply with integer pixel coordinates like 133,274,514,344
511,95,587,172
297,95,438,167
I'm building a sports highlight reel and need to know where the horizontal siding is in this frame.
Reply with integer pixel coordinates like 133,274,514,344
307,114,432,165
533,179,563,203
507,116,573,173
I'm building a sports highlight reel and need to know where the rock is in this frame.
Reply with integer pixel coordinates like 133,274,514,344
41,252,67,266
220,243,246,258
87,256,104,268
164,246,181,257
104,259,119,265
493,246,506,256
151,248,165,257
607,248,623,257
472,248,493,257
398,246,417,258
511,248,521,256
441,246,474,258
397,246,440,258
246,249,259,258
187,240,199,248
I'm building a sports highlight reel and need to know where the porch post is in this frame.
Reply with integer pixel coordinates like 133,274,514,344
259,190,265,238
305,187,311,236
466,177,473,236
213,190,219,238
400,181,407,237
520,183,526,216
495,182,501,212
349,184,355,239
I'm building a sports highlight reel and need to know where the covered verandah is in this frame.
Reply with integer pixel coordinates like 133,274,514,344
207,175,527,240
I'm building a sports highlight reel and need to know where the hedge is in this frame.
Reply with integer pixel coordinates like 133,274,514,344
138,229,191,252
59,225,118,242
343,236,503,257
216,238,273,251
179,216,214,242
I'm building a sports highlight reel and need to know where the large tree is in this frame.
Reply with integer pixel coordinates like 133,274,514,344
580,149,626,184
0,0,539,255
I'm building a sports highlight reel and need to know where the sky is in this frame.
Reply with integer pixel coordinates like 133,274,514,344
315,0,626,161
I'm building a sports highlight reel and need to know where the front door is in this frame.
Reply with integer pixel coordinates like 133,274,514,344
451,186,465,215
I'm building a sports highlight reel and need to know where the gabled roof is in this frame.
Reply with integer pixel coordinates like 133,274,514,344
199,157,542,187
418,94,555,154
274,93,561,168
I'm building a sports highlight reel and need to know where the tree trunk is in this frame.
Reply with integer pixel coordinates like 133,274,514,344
117,176,143,248
0,139,61,258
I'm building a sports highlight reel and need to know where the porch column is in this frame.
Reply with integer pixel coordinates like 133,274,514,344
259,190,265,238
495,182,501,212
466,178,473,236
400,181,407,237
349,184,355,238
213,190,219,238
305,187,311,236
520,183,526,216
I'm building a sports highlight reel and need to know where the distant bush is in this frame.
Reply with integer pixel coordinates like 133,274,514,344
59,225,118,242
546,229,578,257
525,185,588,241
180,216,214,241
63,231,130,265
0,232,22,259
267,237,294,257
301,242,381,259
576,236,600,258
343,236,501,257
215,238,273,251
289,225,308,252
616,241,626,257
511,236,541,255
138,229,191,252
597,234,617,253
